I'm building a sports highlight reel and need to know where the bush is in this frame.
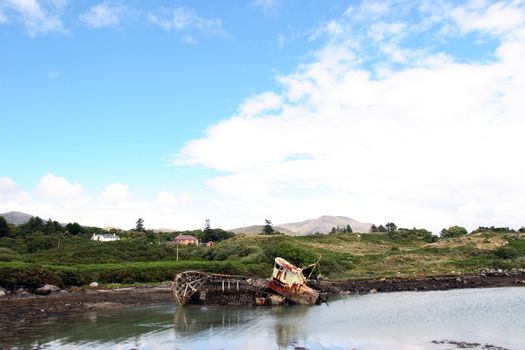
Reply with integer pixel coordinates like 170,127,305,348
441,226,468,239
262,238,317,267
0,247,17,262
390,228,437,242
204,240,261,261
493,247,519,260
0,261,271,291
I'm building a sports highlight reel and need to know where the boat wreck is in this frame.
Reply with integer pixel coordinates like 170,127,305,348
172,257,321,306
266,257,320,305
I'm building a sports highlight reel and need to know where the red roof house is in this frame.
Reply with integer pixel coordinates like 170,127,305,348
172,234,199,246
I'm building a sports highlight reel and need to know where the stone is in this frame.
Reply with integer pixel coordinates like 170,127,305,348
0,287,5,297
89,282,99,288
369,288,377,294
35,284,61,295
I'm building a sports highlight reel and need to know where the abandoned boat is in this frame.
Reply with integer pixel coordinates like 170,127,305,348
266,257,320,305
172,257,321,306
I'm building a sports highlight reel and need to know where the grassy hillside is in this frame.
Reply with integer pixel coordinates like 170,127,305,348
0,228,524,290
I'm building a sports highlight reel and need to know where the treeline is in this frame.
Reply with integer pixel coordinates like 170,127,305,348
0,215,236,262
439,225,525,238
368,221,525,240
330,225,353,234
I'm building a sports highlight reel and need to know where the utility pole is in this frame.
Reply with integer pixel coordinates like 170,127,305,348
176,242,179,261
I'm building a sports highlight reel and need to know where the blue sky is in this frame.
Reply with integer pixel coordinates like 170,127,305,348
1,0,525,231
1,0,338,192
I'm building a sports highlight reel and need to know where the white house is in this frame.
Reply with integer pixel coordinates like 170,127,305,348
91,233,120,242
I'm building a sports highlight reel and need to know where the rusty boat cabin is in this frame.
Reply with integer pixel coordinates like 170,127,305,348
266,257,320,305
173,257,321,306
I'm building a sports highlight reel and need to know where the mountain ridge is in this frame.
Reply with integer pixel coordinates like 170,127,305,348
0,211,34,226
231,215,373,235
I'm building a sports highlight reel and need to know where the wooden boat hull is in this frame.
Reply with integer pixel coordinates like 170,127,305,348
266,279,320,305
173,271,267,306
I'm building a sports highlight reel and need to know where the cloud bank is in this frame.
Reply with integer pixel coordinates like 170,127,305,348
0,174,196,230
174,0,525,232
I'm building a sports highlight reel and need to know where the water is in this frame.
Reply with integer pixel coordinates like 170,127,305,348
1,287,524,350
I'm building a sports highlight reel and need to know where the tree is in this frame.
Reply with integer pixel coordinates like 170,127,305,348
330,226,337,234
135,218,145,232
441,225,468,239
204,218,212,233
346,224,353,233
0,216,10,238
263,219,274,235
44,219,63,234
385,222,397,232
519,227,525,233
201,228,234,243
19,216,45,235
377,225,387,232
370,224,378,233
66,222,83,235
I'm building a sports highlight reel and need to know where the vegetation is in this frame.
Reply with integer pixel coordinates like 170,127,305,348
0,217,9,238
261,219,281,235
441,225,468,238
135,218,145,232
0,217,524,290
330,225,352,234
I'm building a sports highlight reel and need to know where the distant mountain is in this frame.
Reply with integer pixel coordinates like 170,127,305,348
279,215,373,235
230,225,297,236
0,211,34,226
231,215,373,236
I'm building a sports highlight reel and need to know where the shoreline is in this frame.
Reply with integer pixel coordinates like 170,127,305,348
1,272,524,323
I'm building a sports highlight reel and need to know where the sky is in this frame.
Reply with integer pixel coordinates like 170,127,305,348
1,0,524,232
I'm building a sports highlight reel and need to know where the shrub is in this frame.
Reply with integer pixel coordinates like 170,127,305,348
0,261,271,290
262,238,317,267
441,226,468,239
0,247,17,262
493,247,519,260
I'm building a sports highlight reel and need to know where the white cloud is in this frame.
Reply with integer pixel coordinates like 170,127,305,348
252,0,280,16
450,1,525,35
173,0,525,232
99,182,130,203
0,177,29,208
36,173,84,201
148,6,226,41
79,1,128,29
238,92,283,116
0,175,201,230
0,0,66,35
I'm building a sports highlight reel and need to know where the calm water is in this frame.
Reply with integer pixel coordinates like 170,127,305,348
1,287,524,350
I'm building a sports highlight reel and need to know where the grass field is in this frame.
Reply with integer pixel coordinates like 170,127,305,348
1,230,524,290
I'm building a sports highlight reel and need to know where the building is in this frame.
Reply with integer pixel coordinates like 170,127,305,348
91,233,120,242
172,234,199,246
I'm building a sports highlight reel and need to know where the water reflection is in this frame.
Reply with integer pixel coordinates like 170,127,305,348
1,288,524,350
172,305,312,348
173,305,261,336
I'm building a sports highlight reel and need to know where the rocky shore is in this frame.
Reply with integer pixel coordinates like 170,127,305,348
1,270,524,324
309,269,525,295
0,284,174,324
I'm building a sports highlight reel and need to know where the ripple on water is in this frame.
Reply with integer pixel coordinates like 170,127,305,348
1,287,524,350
